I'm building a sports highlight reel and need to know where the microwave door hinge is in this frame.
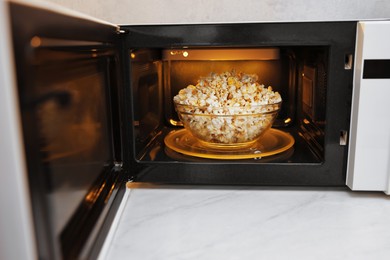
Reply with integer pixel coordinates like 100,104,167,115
116,27,129,35
113,161,135,182
114,161,123,171
340,130,348,146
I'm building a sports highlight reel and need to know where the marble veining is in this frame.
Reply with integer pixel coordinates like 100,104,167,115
101,185,390,260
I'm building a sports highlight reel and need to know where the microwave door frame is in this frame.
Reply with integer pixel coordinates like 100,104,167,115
123,22,356,186
9,2,129,259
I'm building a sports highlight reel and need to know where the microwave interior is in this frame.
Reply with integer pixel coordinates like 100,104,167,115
131,46,330,164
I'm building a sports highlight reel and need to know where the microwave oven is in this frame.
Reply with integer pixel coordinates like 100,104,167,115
1,0,390,259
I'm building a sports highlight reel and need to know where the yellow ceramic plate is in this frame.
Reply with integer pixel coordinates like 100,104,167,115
164,128,294,160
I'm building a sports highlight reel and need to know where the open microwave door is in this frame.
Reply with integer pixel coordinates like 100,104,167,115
8,1,127,259
347,21,390,195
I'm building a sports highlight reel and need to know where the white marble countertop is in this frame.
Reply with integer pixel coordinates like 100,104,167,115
100,184,390,260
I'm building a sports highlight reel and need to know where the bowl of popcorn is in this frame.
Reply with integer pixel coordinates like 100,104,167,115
173,71,282,149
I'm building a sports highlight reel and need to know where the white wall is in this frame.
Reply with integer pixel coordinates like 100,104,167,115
45,0,390,25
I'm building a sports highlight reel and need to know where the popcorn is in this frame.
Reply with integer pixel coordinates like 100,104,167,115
173,71,282,145
174,71,281,110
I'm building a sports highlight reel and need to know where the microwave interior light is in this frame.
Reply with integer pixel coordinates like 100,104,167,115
30,36,41,47
162,48,280,61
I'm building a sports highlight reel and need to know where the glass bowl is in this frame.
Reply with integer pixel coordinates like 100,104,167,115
174,101,282,149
